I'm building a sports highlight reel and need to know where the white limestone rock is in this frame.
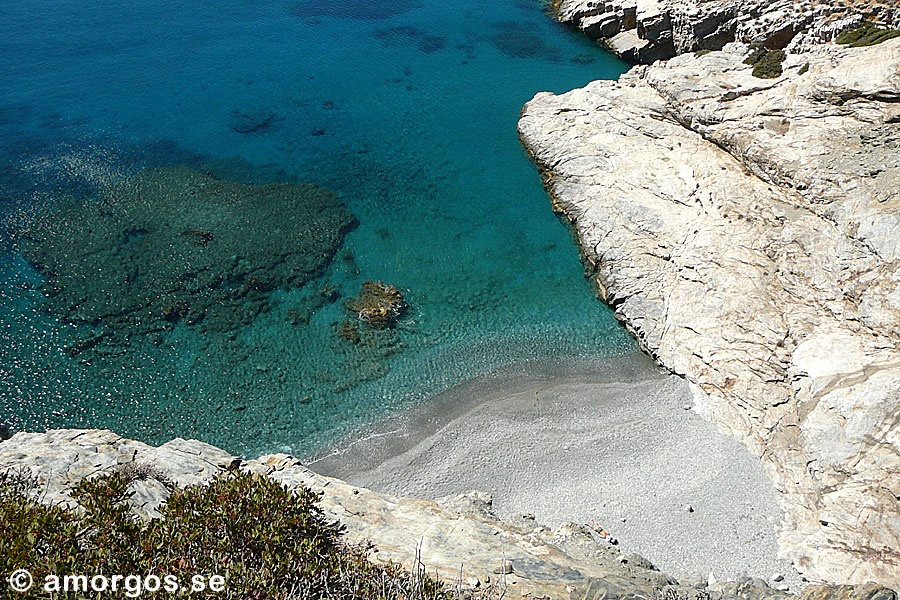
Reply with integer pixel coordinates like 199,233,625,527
553,0,900,63
518,37,900,587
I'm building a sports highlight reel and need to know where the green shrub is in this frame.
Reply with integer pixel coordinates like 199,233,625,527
744,48,786,78
798,62,810,75
1,467,457,599
694,49,712,56
835,21,900,47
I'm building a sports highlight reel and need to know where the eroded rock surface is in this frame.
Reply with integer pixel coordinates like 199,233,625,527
553,0,900,62
1,429,896,600
518,38,900,586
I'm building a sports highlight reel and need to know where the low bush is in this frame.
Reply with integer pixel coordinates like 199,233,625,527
835,21,900,47
744,48,786,78
1,467,457,599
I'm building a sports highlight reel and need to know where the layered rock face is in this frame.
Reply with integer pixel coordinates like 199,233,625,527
553,0,900,62
519,38,900,586
1,429,897,600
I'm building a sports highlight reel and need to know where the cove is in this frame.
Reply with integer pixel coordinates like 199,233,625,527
0,0,630,457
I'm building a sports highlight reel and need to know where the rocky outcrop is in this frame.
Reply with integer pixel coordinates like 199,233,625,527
553,0,900,63
518,38,900,587
1,429,897,600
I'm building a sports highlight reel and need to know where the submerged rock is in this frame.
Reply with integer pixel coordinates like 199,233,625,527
519,38,900,586
489,21,563,61
373,26,446,54
19,166,356,351
336,320,361,345
229,108,283,135
292,0,422,21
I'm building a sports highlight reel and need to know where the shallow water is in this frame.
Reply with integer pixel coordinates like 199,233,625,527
0,0,631,457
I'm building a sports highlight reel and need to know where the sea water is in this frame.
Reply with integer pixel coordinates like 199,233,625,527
0,0,632,457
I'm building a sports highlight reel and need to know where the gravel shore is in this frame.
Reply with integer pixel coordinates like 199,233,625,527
312,354,801,590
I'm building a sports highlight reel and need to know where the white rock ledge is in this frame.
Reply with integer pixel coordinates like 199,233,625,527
518,38,900,588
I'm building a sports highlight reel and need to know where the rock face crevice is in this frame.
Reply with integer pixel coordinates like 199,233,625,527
553,0,900,63
518,38,900,587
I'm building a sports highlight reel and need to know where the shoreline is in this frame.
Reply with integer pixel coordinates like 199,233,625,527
309,352,665,468
312,352,802,590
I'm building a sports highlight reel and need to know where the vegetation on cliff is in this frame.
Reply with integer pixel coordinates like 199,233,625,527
0,467,455,599
743,47,786,78
835,21,900,47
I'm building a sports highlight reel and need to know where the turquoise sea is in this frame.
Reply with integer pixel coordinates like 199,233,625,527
0,0,632,458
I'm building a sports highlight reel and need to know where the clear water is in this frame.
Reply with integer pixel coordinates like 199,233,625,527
0,0,632,458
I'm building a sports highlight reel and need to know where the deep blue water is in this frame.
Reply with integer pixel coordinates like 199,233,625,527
0,0,631,457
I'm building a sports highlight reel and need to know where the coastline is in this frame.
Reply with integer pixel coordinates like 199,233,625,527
312,353,801,589
308,353,664,468
2,0,899,595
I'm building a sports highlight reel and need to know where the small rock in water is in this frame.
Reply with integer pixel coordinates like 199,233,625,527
685,504,694,513
773,574,785,582
493,563,513,575
345,281,408,329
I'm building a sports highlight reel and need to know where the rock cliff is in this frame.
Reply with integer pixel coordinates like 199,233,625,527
518,37,900,587
1,429,896,600
552,0,900,62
